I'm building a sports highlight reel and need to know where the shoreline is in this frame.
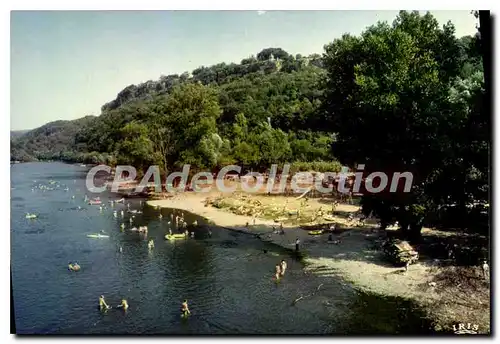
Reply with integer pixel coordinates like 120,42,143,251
147,192,490,334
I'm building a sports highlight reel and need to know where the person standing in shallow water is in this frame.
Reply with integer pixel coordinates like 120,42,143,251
295,238,300,252
275,263,281,281
280,259,287,276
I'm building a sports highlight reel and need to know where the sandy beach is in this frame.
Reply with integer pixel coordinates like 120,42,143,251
147,191,490,333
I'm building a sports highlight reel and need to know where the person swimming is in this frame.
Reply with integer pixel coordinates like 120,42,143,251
99,295,110,310
181,299,190,316
280,259,287,276
118,299,129,311
275,263,281,280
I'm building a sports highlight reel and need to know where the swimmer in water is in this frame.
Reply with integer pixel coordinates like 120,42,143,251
181,299,190,316
275,263,281,281
208,229,212,237
190,232,195,238
99,295,110,310
280,259,287,276
118,299,129,311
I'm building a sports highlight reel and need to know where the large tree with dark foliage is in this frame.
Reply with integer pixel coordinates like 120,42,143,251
322,11,489,238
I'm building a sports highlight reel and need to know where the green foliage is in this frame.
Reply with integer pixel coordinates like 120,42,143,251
11,11,489,239
323,10,488,237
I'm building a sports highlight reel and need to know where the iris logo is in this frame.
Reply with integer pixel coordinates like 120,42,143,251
453,323,479,334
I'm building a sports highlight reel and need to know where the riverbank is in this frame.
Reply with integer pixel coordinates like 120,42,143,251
147,191,490,334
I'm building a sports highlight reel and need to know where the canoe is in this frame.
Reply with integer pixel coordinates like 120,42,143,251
88,200,102,205
308,230,324,235
165,233,187,241
87,234,109,238
25,214,37,219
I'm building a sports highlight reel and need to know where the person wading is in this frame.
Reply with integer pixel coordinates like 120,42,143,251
274,263,281,281
280,259,287,276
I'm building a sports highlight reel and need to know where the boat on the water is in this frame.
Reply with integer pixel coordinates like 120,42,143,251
165,233,187,241
25,213,37,219
308,230,324,236
68,263,81,271
88,199,102,205
87,234,109,238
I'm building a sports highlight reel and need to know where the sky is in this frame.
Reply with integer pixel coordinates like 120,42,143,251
10,10,479,131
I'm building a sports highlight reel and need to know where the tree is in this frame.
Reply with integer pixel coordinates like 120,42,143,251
149,119,176,176
163,82,222,168
256,48,290,61
323,11,478,239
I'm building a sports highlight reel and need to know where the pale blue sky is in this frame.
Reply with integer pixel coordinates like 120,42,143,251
10,10,478,130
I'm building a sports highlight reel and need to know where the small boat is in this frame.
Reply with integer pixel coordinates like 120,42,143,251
25,213,37,219
87,234,109,238
88,200,102,205
323,215,336,222
68,263,81,271
274,217,288,223
115,198,125,203
308,230,324,236
165,233,188,241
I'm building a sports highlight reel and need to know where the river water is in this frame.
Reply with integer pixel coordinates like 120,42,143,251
11,162,433,335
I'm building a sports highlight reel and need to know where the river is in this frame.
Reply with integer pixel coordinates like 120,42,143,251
11,162,433,335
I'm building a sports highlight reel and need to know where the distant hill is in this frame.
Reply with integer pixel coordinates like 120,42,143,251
10,47,328,166
10,130,30,139
10,116,96,162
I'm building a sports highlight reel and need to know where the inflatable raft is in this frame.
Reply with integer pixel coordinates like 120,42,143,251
308,230,324,236
87,234,109,238
165,233,187,241
68,263,81,271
